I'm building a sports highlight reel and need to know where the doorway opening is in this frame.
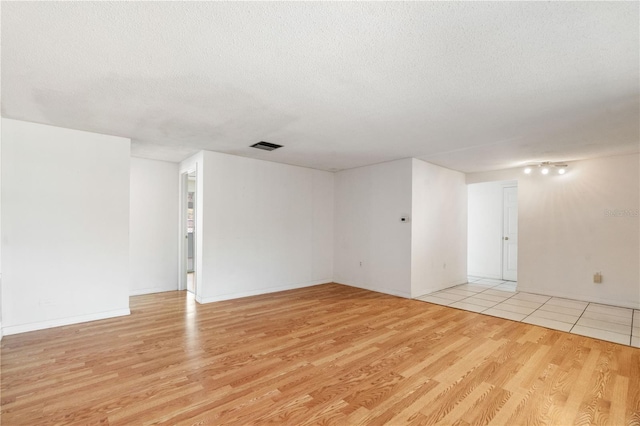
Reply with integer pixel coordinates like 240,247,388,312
467,180,518,282
180,169,197,294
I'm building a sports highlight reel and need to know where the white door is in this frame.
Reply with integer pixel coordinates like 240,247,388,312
502,186,518,281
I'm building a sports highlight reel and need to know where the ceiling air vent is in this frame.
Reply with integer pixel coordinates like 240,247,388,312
250,141,283,151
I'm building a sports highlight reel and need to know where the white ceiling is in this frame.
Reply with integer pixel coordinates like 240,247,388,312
2,2,638,173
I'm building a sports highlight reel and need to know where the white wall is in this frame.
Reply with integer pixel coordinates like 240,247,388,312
411,159,467,297
182,151,334,303
518,154,639,308
467,153,639,308
334,159,414,298
467,180,517,280
1,119,131,334
129,157,179,295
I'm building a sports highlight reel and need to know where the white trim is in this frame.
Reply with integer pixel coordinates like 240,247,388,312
467,272,502,280
178,172,188,292
501,184,518,281
130,287,177,296
2,309,131,336
0,322,3,341
335,281,413,299
412,278,469,298
195,279,332,304
516,285,640,310
500,180,518,188
179,166,198,295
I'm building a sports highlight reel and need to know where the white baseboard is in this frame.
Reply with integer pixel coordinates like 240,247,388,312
334,281,412,299
2,308,131,336
516,285,640,310
130,287,178,296
468,272,502,280
195,279,332,304
0,322,3,341
412,278,468,298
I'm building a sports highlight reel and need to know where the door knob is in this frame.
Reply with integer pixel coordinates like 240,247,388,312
504,237,509,240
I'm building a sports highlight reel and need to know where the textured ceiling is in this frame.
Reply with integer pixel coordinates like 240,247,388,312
2,2,638,173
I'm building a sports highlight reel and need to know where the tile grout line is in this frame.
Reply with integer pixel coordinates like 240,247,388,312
494,288,527,318
519,296,554,325
476,281,517,315
456,281,510,313
443,281,490,305
483,282,520,315
570,305,633,338
568,302,590,333
424,278,487,304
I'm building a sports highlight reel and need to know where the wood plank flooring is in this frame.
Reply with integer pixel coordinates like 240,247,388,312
1,283,639,425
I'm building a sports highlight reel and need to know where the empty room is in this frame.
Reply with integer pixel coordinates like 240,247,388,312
1,2,639,425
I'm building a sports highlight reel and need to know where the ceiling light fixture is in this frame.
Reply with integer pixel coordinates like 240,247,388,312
523,161,569,176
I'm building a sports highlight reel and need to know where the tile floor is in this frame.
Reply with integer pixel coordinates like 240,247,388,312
416,276,640,348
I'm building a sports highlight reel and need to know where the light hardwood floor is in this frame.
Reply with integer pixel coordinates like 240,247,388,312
2,284,639,425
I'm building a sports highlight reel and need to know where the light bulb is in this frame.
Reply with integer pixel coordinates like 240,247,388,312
558,168,566,175
541,167,549,175
524,167,532,174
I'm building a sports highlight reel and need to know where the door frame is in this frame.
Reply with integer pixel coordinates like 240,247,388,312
501,185,518,281
179,167,197,293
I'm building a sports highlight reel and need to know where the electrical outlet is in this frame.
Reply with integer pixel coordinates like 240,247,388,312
593,272,602,284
